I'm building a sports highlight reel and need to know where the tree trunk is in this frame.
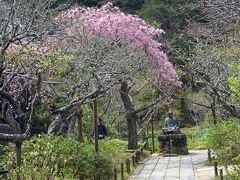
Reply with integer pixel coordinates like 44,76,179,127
68,118,76,134
93,99,98,153
76,108,83,142
120,81,160,149
126,112,138,149
0,54,5,87
2,100,21,134
211,104,217,125
120,81,138,150
211,96,217,125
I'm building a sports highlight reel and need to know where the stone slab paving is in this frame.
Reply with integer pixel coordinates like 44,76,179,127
129,150,216,180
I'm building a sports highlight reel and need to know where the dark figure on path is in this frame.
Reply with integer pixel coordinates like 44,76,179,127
162,111,180,133
97,117,107,139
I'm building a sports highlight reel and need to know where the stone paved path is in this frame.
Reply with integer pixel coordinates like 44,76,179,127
129,150,214,180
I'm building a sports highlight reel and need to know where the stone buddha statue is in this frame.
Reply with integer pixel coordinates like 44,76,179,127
162,111,180,133
158,111,188,155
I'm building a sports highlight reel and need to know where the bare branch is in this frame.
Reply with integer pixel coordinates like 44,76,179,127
134,98,160,114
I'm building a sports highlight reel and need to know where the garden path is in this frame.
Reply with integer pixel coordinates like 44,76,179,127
129,150,216,180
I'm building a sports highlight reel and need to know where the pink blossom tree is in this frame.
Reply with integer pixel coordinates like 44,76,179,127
4,2,181,149
0,0,69,142
59,2,180,86
55,2,181,149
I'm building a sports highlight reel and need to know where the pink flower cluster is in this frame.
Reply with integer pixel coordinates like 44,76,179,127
59,2,181,86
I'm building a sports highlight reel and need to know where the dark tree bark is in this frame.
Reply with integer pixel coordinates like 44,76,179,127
126,112,138,149
120,81,138,149
68,117,77,134
67,106,83,141
0,124,14,134
2,100,21,133
210,96,217,124
120,81,160,150
47,113,69,136
76,107,83,142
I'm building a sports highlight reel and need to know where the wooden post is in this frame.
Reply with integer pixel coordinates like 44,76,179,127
77,108,83,142
77,117,83,142
93,99,98,153
121,162,124,180
208,149,211,163
214,162,218,176
147,124,149,134
132,156,135,166
151,119,154,153
147,124,149,143
16,141,22,180
136,151,141,163
145,126,149,147
114,168,117,180
140,147,143,160
170,135,173,154
126,159,130,174
135,154,139,164
219,168,223,180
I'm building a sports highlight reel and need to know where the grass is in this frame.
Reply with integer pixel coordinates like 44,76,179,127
182,127,208,150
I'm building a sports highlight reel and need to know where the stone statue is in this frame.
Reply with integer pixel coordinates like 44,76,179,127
162,111,180,133
158,111,188,155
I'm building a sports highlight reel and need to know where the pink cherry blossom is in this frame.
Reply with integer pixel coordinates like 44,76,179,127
58,2,181,86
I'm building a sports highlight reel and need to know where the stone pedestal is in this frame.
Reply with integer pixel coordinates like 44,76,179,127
158,133,188,155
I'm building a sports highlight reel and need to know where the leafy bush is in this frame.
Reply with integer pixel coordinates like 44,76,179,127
2,135,127,179
205,118,240,165
226,155,240,178
186,118,240,177
98,138,127,165
93,155,113,180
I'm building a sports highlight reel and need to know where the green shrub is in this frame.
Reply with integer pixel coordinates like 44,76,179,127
2,135,127,179
226,155,240,179
93,155,114,180
187,118,240,177
98,138,127,165
205,118,240,165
